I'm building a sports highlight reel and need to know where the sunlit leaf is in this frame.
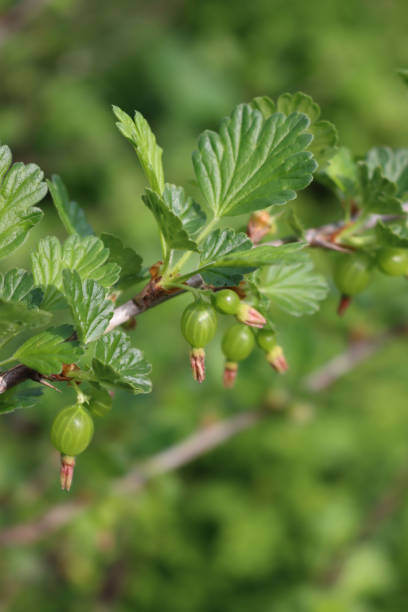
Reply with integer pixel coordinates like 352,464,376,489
92,329,152,394
113,105,164,194
193,104,316,216
254,253,329,316
100,233,143,290
0,144,47,259
48,174,94,236
253,92,338,166
142,189,198,251
63,270,113,344
13,327,82,375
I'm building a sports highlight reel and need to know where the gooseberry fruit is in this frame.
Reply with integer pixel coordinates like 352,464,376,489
333,253,373,315
213,289,241,315
256,329,288,373
221,323,255,388
181,300,217,383
376,247,408,276
51,403,94,491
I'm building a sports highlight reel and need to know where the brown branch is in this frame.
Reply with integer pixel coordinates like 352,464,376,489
0,274,203,394
0,207,406,393
0,327,401,546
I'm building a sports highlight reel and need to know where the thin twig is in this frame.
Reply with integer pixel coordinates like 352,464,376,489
0,208,401,395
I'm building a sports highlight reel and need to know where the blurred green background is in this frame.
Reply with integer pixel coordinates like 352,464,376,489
1,0,408,610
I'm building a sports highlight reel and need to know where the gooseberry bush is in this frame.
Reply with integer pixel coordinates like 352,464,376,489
1,86,408,490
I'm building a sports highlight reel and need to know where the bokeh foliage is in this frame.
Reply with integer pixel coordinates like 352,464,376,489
1,0,408,610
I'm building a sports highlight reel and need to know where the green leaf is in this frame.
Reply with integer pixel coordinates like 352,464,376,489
48,175,94,237
205,241,306,269
193,104,317,216
92,329,152,394
358,163,402,214
13,327,82,376
0,269,35,304
375,221,408,248
32,234,121,309
100,233,143,290
86,382,112,417
199,228,253,286
319,147,359,199
365,147,408,199
253,92,338,167
63,270,113,344
62,234,120,287
200,228,253,265
198,230,306,285
0,387,43,416
253,253,329,316
142,189,198,251
251,96,277,117
162,184,206,237
0,144,47,259
31,236,65,309
0,299,51,349
113,105,164,194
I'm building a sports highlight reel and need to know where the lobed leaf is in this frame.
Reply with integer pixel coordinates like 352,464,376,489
375,221,408,248
32,234,121,309
199,230,306,286
358,163,402,214
92,329,152,394
162,184,206,237
63,270,113,344
0,387,43,416
365,147,408,199
142,189,198,251
319,147,359,199
252,92,338,167
0,144,47,259
206,241,306,269
113,105,164,194
13,327,82,376
48,175,94,237
254,253,329,316
0,269,35,304
0,299,52,349
193,104,317,217
100,233,143,290
86,382,112,417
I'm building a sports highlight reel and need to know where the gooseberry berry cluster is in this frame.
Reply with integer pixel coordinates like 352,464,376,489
180,290,287,387
0,81,407,490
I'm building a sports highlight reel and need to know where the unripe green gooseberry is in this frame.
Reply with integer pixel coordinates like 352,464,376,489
333,253,373,296
221,324,255,362
376,247,408,276
256,329,278,352
213,289,241,315
51,404,94,456
181,300,217,349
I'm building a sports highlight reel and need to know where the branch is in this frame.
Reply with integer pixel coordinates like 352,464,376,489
0,274,203,393
0,327,401,546
0,207,406,394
